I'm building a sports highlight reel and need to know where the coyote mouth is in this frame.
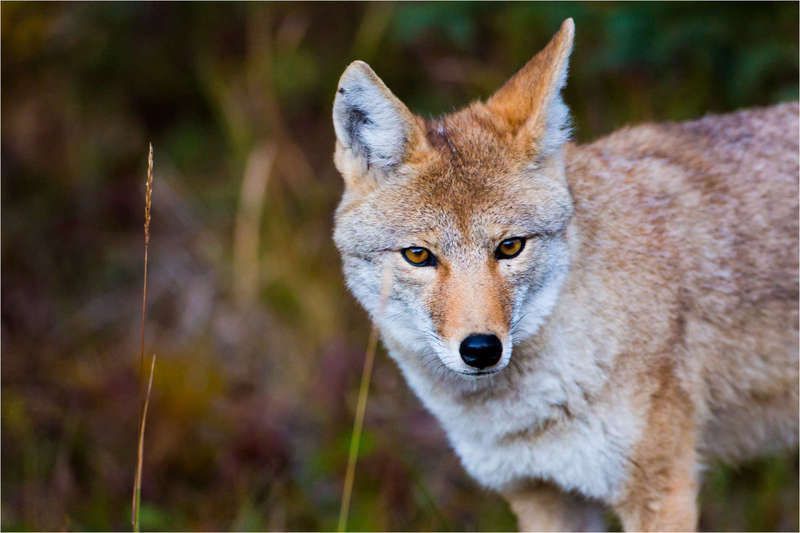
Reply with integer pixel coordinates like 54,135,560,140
455,369,502,377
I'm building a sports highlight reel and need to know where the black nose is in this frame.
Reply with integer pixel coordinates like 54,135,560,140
459,334,503,369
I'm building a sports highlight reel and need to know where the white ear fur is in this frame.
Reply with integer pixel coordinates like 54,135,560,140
333,61,415,172
538,56,572,158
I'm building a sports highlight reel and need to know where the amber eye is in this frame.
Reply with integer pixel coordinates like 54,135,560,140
495,237,526,260
401,247,436,267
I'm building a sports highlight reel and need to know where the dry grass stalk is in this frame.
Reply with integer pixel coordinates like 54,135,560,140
337,263,393,532
131,143,155,532
132,354,157,532
139,143,154,377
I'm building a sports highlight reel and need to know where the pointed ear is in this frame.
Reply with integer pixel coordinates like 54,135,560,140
487,18,574,157
333,61,422,177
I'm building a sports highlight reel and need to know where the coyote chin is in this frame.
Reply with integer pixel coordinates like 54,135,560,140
331,18,798,531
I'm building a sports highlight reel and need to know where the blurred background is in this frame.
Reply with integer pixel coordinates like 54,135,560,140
2,2,798,531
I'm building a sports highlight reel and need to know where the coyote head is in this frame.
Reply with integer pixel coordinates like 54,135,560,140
333,20,575,381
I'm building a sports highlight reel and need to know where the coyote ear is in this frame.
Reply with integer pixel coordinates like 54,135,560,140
487,18,574,157
333,61,421,177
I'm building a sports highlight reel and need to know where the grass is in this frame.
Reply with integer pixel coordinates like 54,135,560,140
337,264,393,532
131,144,157,532
132,354,157,532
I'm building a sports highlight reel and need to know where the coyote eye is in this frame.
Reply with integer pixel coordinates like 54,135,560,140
495,237,526,260
401,247,436,267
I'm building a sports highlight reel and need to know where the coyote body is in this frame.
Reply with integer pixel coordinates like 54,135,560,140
332,19,799,531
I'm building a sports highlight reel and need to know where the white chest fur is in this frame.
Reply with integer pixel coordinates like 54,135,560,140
392,346,641,503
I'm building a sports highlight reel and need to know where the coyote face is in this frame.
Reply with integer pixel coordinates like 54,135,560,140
333,21,575,381
334,134,574,378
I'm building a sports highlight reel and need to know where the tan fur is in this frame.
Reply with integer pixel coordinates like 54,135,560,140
332,19,799,532
487,18,574,154
504,482,606,531
432,261,511,342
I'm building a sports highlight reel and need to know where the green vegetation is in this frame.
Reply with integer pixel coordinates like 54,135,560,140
2,3,797,530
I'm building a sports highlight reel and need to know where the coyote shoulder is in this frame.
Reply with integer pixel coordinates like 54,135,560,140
332,18,798,531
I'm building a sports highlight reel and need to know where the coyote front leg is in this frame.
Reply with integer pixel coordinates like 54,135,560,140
613,393,700,532
504,482,606,532
614,448,698,531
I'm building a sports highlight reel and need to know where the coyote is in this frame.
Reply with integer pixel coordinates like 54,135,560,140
332,18,798,531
